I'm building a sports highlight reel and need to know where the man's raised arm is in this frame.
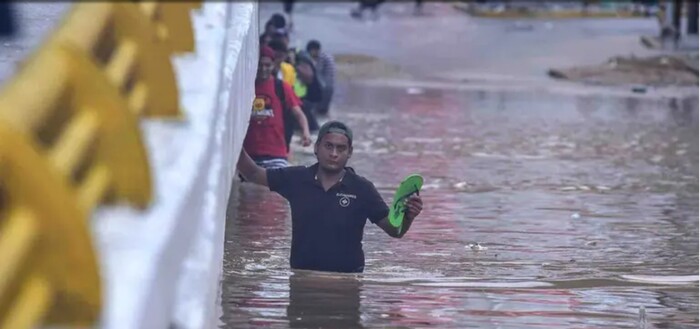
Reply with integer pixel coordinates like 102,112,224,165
237,149,269,187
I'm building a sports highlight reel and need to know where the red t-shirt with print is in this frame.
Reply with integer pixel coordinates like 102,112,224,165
243,78,301,158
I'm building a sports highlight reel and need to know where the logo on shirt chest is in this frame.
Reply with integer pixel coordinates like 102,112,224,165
251,95,274,122
336,193,357,207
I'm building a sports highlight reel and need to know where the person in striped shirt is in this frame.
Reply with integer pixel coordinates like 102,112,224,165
306,40,336,116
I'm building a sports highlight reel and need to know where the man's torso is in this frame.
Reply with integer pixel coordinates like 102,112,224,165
244,78,288,158
267,164,388,272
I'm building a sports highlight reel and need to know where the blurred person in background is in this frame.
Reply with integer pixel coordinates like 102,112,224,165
292,50,322,139
306,40,336,116
244,46,311,170
269,38,314,159
261,13,287,48
270,29,297,65
269,38,297,87
267,13,287,33
414,0,424,16
282,0,296,31
0,2,15,37
351,0,385,20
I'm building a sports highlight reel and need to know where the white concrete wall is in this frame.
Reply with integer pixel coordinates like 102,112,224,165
91,2,257,329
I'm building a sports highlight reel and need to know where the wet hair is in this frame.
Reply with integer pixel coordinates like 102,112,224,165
268,39,288,53
268,13,286,29
306,40,321,52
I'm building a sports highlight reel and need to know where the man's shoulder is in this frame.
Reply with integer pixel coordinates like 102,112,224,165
267,165,312,191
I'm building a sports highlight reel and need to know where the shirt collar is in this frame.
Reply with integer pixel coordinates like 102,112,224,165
306,162,355,188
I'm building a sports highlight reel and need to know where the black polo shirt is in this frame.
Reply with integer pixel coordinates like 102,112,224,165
267,163,389,273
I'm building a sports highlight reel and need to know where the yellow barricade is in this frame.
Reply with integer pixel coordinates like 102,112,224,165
0,121,101,328
0,40,153,210
53,3,183,118
0,1,202,327
138,2,201,53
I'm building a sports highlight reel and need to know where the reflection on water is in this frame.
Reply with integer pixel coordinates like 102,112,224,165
220,83,698,328
288,272,363,328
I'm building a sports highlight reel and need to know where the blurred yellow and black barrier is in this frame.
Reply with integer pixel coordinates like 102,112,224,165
0,2,200,328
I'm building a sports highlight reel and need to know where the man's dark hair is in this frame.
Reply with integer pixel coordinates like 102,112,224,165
306,40,321,52
268,13,286,29
268,39,288,53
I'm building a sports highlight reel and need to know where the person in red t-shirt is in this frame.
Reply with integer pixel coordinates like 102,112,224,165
243,46,311,169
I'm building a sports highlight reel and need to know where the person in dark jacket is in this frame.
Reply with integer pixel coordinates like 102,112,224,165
0,2,16,37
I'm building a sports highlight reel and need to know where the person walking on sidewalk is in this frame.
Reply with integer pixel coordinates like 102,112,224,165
237,121,424,273
282,0,296,31
306,40,336,116
351,0,385,20
243,46,311,169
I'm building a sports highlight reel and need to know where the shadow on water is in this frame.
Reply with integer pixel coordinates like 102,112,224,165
220,81,698,328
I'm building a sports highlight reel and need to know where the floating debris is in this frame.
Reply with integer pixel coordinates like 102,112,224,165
571,213,581,219
406,87,424,95
466,242,488,251
453,182,468,190
650,155,664,163
632,85,647,93
585,241,598,247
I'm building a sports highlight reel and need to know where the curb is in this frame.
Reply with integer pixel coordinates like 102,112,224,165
453,3,646,19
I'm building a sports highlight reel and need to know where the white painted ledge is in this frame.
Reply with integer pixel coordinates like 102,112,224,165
91,3,257,329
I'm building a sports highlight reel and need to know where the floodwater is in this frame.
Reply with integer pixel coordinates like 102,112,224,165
220,81,698,328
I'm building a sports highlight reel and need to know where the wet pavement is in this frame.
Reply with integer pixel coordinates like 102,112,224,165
221,3,698,328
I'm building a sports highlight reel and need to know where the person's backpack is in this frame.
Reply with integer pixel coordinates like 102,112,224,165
274,78,288,112
275,77,292,124
275,77,319,136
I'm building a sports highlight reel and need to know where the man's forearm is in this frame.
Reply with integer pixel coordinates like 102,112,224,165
397,215,415,238
292,106,310,136
237,149,267,186
237,149,257,178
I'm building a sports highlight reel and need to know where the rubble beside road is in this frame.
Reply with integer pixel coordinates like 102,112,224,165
334,53,413,81
548,53,699,87
453,1,650,19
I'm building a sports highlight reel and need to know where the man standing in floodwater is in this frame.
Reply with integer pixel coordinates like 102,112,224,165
237,120,424,273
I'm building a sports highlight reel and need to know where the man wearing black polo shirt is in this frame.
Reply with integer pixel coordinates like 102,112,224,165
237,120,423,273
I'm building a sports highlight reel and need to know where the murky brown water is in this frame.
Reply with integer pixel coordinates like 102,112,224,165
220,83,698,328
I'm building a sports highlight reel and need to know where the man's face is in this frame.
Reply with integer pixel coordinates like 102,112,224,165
309,48,320,60
274,50,287,68
315,133,352,173
257,56,274,80
265,23,276,35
